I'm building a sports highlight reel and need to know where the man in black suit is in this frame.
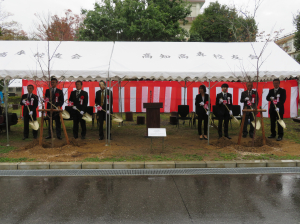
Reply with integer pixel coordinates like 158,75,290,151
266,79,286,141
45,77,64,140
20,85,39,140
240,82,259,138
95,80,113,140
69,81,88,139
216,83,233,139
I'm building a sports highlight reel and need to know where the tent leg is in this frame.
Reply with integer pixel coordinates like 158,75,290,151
4,79,10,146
108,78,111,146
105,78,108,146
207,79,211,146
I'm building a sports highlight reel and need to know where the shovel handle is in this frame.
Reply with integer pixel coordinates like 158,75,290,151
26,106,34,122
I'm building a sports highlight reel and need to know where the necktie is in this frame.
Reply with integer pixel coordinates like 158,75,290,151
76,90,79,98
101,91,104,106
28,94,30,100
224,93,226,100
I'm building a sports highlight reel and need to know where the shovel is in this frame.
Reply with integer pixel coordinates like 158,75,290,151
249,106,261,130
27,106,39,130
46,100,70,119
95,105,123,123
224,104,240,125
272,101,286,129
74,108,93,122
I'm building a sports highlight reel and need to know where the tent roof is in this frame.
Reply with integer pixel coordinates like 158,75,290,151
0,41,299,81
0,41,114,81
109,41,300,81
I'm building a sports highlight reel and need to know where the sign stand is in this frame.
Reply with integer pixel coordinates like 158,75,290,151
148,128,166,152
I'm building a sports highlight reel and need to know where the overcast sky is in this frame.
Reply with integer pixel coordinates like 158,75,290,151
1,0,300,38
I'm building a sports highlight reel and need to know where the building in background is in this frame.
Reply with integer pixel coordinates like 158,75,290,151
8,79,22,96
180,0,205,34
275,32,299,61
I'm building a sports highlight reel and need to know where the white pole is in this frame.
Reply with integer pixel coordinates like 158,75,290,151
4,78,10,146
108,78,111,145
207,79,211,145
105,78,108,146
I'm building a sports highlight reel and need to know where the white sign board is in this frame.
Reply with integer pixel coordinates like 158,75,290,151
148,128,167,137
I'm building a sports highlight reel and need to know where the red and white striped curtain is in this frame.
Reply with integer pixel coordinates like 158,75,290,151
22,80,299,118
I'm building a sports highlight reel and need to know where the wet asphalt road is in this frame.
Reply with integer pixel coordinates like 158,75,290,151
0,174,300,224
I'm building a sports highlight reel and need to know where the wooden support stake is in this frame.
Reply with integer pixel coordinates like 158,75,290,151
39,107,44,146
59,108,69,145
260,107,266,145
238,112,247,145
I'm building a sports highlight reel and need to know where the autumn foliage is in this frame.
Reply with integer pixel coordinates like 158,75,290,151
35,9,84,41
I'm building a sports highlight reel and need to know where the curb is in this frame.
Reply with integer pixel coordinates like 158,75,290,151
1,160,300,170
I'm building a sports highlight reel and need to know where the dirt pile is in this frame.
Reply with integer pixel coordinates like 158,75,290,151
234,137,280,153
211,137,234,148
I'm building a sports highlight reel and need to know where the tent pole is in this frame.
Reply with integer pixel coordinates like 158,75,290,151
207,79,211,146
184,79,186,105
4,78,9,146
119,79,122,126
298,78,300,116
108,78,111,145
105,78,108,146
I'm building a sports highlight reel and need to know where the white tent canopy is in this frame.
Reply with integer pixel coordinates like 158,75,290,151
0,41,114,81
1,41,299,81
109,42,300,81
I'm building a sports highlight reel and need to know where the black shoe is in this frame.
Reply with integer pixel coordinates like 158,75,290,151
203,136,208,140
22,137,28,140
249,134,253,138
33,136,37,139
57,136,62,140
276,137,282,141
74,136,78,139
225,136,232,140
268,135,276,139
218,136,222,139
99,136,104,140
45,136,51,139
81,136,85,140
242,134,247,138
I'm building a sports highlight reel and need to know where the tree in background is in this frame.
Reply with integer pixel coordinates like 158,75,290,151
293,12,300,63
189,2,257,42
0,0,28,40
34,9,84,41
78,0,191,41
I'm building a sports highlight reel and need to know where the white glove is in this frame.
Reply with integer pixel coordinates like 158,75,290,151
200,102,204,106
245,97,249,101
80,111,84,115
270,97,274,101
229,110,233,116
219,99,223,104
22,99,27,104
206,111,209,115
106,110,110,114
72,106,77,110
29,111,33,116
275,108,279,112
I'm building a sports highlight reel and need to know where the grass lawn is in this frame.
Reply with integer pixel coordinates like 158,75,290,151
0,110,300,162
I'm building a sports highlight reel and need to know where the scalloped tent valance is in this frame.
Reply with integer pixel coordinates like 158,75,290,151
1,41,299,81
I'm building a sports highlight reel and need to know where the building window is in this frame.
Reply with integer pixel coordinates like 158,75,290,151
8,88,14,92
16,87,22,92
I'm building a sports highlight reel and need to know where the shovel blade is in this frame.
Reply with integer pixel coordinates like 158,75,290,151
277,119,286,129
29,121,39,130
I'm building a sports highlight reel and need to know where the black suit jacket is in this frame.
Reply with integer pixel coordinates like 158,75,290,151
266,88,286,114
95,89,113,113
216,92,232,116
69,90,88,112
45,88,64,109
240,90,259,109
195,93,209,116
20,93,39,116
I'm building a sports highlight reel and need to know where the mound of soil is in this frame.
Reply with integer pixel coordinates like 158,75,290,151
211,137,234,148
234,137,280,153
